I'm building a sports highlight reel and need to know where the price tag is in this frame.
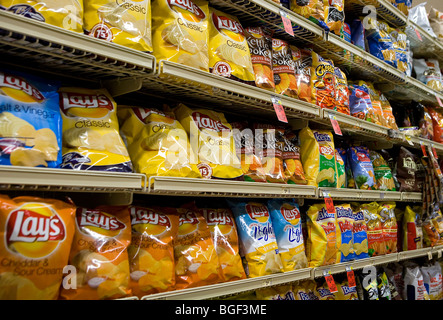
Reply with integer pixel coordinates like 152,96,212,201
346,266,356,288
271,95,288,123
323,192,335,214
323,270,338,293
280,10,294,36
436,95,443,108
431,145,438,159
420,141,428,157
328,113,342,136
415,28,423,41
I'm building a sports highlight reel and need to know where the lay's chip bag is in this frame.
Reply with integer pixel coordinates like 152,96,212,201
227,199,283,278
59,87,132,172
152,0,209,71
60,205,132,300
0,70,62,168
335,203,355,263
272,39,298,98
127,206,178,298
0,195,76,300
350,203,369,260
84,0,152,52
267,199,308,271
1,0,83,33
209,8,254,84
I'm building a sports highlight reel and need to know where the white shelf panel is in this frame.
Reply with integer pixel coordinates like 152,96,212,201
318,188,402,201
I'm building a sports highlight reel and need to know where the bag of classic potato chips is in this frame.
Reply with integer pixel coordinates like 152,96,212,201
348,146,376,190
306,203,338,267
1,0,83,33
267,199,308,272
359,202,386,256
118,106,201,180
0,195,76,300
209,8,254,84
59,87,132,172
127,206,178,298
378,202,397,254
151,0,208,71
60,205,132,300
351,204,369,260
369,150,396,191
0,70,62,168
403,205,423,251
227,199,283,278
174,103,242,179
84,0,152,52
311,52,336,110
299,127,337,187
272,39,297,98
291,46,312,103
335,203,355,263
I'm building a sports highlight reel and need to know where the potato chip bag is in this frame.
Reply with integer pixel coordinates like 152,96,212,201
351,204,369,260
84,0,152,52
174,103,242,179
60,205,131,300
151,0,208,71
348,83,372,120
299,127,337,187
127,206,178,298
359,202,386,256
1,0,83,33
59,87,132,172
365,19,397,68
403,263,430,300
272,39,297,98
0,69,62,168
209,8,254,83
293,280,320,300
358,81,385,126
370,151,396,191
118,106,201,180
335,149,346,188
429,108,443,143
334,67,350,115
337,147,355,188
282,130,307,185
256,284,295,300
403,205,423,251
0,195,76,300
267,199,308,271
315,280,336,300
336,203,354,263
377,270,391,300
245,27,275,91
227,199,283,278
306,203,338,267
391,28,409,75
421,261,443,300
326,0,344,36
290,0,329,31
378,202,397,254
311,52,336,110
335,279,359,300
348,146,376,190
291,45,312,103
378,91,398,130
200,207,246,282
174,204,223,289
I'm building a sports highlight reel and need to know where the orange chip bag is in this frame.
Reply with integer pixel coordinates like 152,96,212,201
378,91,398,130
359,202,386,257
60,206,131,300
291,46,312,103
334,67,350,115
0,195,76,300
174,204,223,290
272,39,298,98
282,130,307,185
200,207,246,282
311,52,336,110
127,206,179,298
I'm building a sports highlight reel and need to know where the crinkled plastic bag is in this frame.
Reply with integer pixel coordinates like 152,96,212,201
413,58,443,92
365,19,397,68
348,146,376,190
335,203,355,263
272,39,297,98
311,52,336,110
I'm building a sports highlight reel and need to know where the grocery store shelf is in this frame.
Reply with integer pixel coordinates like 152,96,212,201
405,21,443,67
346,0,407,28
318,188,402,201
401,192,423,202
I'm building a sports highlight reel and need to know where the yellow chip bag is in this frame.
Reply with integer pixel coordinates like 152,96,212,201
127,206,179,298
1,0,83,33
208,8,255,84
335,278,359,300
306,203,338,267
174,103,243,179
60,205,132,300
118,106,201,180
59,87,132,172
83,0,152,52
293,280,320,300
152,0,209,71
299,127,337,187
256,284,295,300
403,205,423,251
0,195,76,300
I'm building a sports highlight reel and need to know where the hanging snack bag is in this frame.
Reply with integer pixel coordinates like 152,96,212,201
369,150,396,191
326,0,344,36
351,204,369,260
421,261,443,300
175,103,243,179
359,202,386,256
267,199,308,271
281,130,307,185
292,280,320,300
127,206,179,297
60,205,132,300
429,108,443,143
348,83,372,120
84,0,152,52
272,39,297,98
0,195,76,300
335,203,355,263
256,284,295,300
59,87,132,172
334,67,350,115
335,278,359,300
413,59,443,92
290,0,329,31
379,91,398,130
311,52,336,110
291,46,312,103
403,205,423,251
348,146,376,190
359,81,385,126
335,149,346,188
365,19,396,68
209,8,254,84
1,0,83,33
0,69,62,168
299,127,337,187
245,27,275,91
378,202,397,254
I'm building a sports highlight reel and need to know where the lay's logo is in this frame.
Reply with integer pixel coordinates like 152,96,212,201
281,207,300,222
245,204,269,220
60,92,114,112
130,207,171,228
167,0,206,20
213,13,244,36
77,208,125,232
179,211,199,226
202,209,233,226
192,111,230,132
0,72,44,102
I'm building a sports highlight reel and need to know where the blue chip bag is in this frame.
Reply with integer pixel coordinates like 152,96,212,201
365,19,397,68
335,203,355,263
348,146,376,190
350,19,365,50
0,69,62,168
267,199,308,272
351,204,369,260
349,84,373,120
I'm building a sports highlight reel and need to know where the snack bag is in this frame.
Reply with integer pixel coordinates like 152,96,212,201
306,203,338,267
334,67,350,115
0,70,62,168
378,202,397,254
413,59,443,92
291,46,312,103
359,202,386,256
429,108,443,143
421,261,443,300
59,87,132,172
390,0,411,15
84,0,152,52
290,0,329,31
209,8,254,84
356,269,379,300
403,263,430,300
335,149,346,188
200,207,246,282
272,39,297,98
326,0,344,36
60,205,131,300
365,19,396,68
403,205,423,251
282,130,307,185
348,146,376,190
391,28,409,75
175,103,242,179
379,91,398,130
293,280,320,300
0,195,76,300
336,203,355,263
351,204,369,260
245,27,275,91
174,204,223,289
337,147,355,188
267,199,308,271
315,280,336,300
256,284,295,300
118,106,201,180
151,0,208,71
299,127,337,187
127,206,179,298
335,279,359,300
369,150,396,191
377,270,392,300
348,83,372,120
227,199,283,278
311,52,336,110
358,81,385,126
396,147,419,192
429,7,443,41
1,0,83,33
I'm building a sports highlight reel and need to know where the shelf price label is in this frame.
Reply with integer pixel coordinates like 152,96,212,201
420,141,428,157
327,112,342,136
271,95,288,123
404,134,414,146
436,95,443,108
415,28,423,41
323,191,335,214
323,270,338,293
346,266,356,288
280,9,294,36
